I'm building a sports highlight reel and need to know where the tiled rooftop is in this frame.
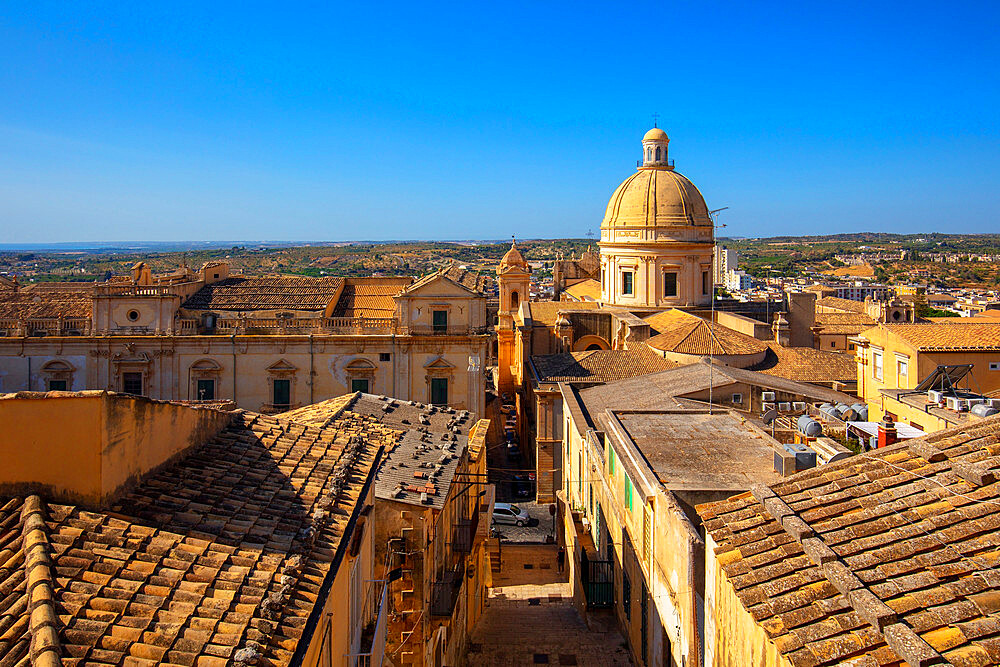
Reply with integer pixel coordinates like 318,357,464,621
749,343,858,384
873,322,1000,351
524,301,601,327
644,310,769,356
330,278,412,318
0,290,92,319
181,276,346,312
562,279,602,301
442,265,492,293
814,312,877,335
698,415,1000,666
0,403,392,666
529,346,676,385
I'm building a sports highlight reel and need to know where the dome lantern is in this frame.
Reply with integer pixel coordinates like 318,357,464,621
640,127,672,169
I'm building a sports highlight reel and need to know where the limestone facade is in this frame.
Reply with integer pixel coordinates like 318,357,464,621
0,262,490,416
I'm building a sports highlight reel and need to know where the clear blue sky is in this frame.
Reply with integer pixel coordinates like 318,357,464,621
1,1,998,243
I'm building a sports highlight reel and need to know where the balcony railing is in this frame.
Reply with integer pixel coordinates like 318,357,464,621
0,317,93,337
451,510,479,554
429,564,465,618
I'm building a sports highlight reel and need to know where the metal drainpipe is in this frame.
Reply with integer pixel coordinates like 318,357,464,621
392,333,397,398
309,334,314,404
231,333,237,405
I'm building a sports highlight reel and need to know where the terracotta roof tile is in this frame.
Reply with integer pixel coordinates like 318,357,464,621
0,291,92,319
524,301,601,327
698,415,1000,667
644,309,769,356
529,345,677,384
816,297,867,314
181,276,345,312
330,278,411,318
563,279,602,301
748,343,857,384
872,323,1000,351
2,401,397,665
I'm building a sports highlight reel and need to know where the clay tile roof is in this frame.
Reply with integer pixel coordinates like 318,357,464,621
563,279,602,301
644,309,769,356
181,276,346,311
815,296,867,313
442,265,492,293
331,278,412,318
874,322,1000,351
530,345,677,384
0,290,92,319
697,414,1000,667
748,342,858,384
525,301,601,327
1,401,393,666
282,393,480,509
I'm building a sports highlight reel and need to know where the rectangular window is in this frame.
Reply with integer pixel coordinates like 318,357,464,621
196,379,215,400
702,270,709,295
990,362,1000,371
122,372,143,396
432,310,448,333
621,270,634,296
626,475,633,512
731,393,743,405
379,352,391,362
897,358,908,380
430,377,448,405
830,341,837,348
664,272,678,297
872,350,883,381
351,378,370,393
48,379,67,391
608,447,615,476
272,379,291,408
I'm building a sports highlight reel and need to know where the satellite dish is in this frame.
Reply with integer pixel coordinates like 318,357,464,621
762,408,778,425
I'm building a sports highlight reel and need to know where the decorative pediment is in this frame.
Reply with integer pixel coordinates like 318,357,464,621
191,358,223,372
346,358,377,370
266,359,298,375
423,356,456,370
41,360,75,374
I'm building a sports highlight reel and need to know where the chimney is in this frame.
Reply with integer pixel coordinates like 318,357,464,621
877,416,898,448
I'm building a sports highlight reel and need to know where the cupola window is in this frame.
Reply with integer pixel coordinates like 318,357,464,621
622,270,634,296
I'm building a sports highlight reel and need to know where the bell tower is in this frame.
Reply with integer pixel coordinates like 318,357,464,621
496,239,530,393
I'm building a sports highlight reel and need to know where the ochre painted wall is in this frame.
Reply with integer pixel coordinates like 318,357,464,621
0,391,233,507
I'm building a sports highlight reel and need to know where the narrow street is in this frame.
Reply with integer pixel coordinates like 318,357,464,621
469,544,633,666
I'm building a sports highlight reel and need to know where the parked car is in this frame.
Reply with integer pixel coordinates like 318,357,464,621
492,502,530,527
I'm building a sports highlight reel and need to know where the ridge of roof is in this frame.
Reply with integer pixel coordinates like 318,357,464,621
698,414,1000,666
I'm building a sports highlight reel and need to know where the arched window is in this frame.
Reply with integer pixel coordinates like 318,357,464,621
655,147,661,161
510,291,519,310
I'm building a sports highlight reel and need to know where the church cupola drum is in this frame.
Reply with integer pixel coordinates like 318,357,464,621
599,128,715,308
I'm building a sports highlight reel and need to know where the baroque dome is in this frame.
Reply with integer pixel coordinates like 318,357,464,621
499,240,528,270
642,127,668,142
602,168,712,232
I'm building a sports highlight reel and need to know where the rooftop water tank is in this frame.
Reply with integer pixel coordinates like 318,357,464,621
797,415,822,437
971,403,999,418
850,404,869,421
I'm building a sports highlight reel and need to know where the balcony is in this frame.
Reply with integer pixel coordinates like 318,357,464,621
429,563,465,617
0,317,92,337
451,511,479,554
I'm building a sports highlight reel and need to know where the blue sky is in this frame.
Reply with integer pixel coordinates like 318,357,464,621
1,1,998,242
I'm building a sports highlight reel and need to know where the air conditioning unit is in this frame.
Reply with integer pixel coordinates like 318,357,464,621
778,402,792,412
946,396,969,412
988,398,1000,409
792,402,807,412
967,398,987,408
927,390,944,405
762,392,777,402
763,402,776,412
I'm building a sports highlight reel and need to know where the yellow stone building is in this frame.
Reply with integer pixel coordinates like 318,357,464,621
0,262,490,416
599,128,715,309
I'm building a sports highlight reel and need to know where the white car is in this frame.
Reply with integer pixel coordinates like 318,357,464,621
492,502,530,527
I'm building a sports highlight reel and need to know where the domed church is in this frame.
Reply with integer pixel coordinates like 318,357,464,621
599,127,715,308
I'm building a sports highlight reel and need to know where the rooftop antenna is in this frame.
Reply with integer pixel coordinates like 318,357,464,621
708,207,729,415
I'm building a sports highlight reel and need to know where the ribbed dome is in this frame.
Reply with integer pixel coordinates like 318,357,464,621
602,168,712,234
643,127,668,142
